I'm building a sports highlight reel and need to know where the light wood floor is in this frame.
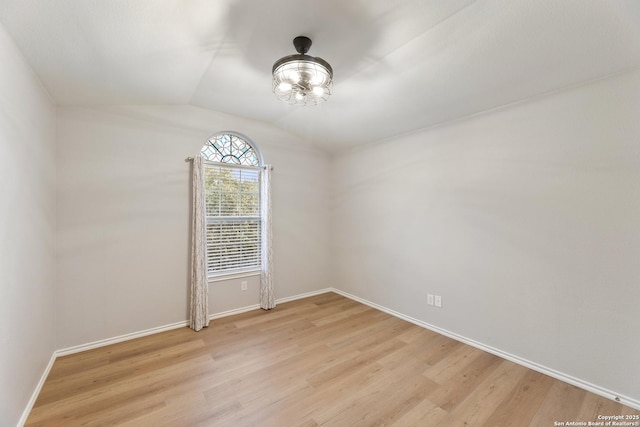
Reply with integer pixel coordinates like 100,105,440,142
27,292,639,426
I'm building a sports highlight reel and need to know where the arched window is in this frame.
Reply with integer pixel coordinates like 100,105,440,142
200,132,263,276
201,133,262,166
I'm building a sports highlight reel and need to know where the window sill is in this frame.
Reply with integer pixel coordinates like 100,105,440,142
208,270,260,283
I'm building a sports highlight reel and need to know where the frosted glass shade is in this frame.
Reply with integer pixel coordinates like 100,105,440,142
272,55,333,106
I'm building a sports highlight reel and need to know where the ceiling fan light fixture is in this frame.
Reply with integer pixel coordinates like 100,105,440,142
272,36,333,106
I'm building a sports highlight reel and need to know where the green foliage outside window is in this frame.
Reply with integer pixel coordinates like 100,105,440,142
204,166,261,274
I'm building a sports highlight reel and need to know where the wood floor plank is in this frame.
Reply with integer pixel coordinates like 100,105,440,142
438,360,530,426
322,359,439,426
25,292,640,426
480,369,556,427
259,360,387,426
427,350,504,412
423,342,483,384
528,381,588,426
35,339,208,406
576,391,631,423
391,398,449,427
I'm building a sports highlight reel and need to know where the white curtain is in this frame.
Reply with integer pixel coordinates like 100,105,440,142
189,156,209,331
260,165,275,310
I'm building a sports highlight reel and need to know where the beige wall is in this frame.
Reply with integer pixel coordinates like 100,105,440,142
55,105,331,350
331,70,640,404
0,24,57,427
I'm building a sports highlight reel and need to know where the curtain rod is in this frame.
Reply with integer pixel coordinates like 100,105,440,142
185,157,273,170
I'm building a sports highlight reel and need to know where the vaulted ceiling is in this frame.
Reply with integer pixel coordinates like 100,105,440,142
1,0,639,151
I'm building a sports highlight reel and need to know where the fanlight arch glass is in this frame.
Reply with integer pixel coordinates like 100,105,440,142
200,133,261,166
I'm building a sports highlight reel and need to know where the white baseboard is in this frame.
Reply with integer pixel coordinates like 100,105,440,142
276,287,334,304
208,288,334,319
56,320,190,357
17,352,57,427
56,288,336,358
209,304,260,320
331,288,640,411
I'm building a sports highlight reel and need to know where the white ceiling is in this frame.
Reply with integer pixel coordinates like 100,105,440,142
1,0,639,151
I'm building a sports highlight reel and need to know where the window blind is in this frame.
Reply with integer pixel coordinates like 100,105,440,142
204,164,261,275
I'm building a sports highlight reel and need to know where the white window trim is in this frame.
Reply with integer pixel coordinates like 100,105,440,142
203,160,262,279
208,269,260,283
201,132,264,281
205,161,262,281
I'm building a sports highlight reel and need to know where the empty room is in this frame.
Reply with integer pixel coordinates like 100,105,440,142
1,1,640,426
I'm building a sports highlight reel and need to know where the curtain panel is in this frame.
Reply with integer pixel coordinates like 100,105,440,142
189,155,209,331
260,165,275,310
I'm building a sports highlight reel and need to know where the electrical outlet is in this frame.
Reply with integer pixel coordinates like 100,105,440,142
241,281,247,291
427,294,434,306
434,295,442,308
